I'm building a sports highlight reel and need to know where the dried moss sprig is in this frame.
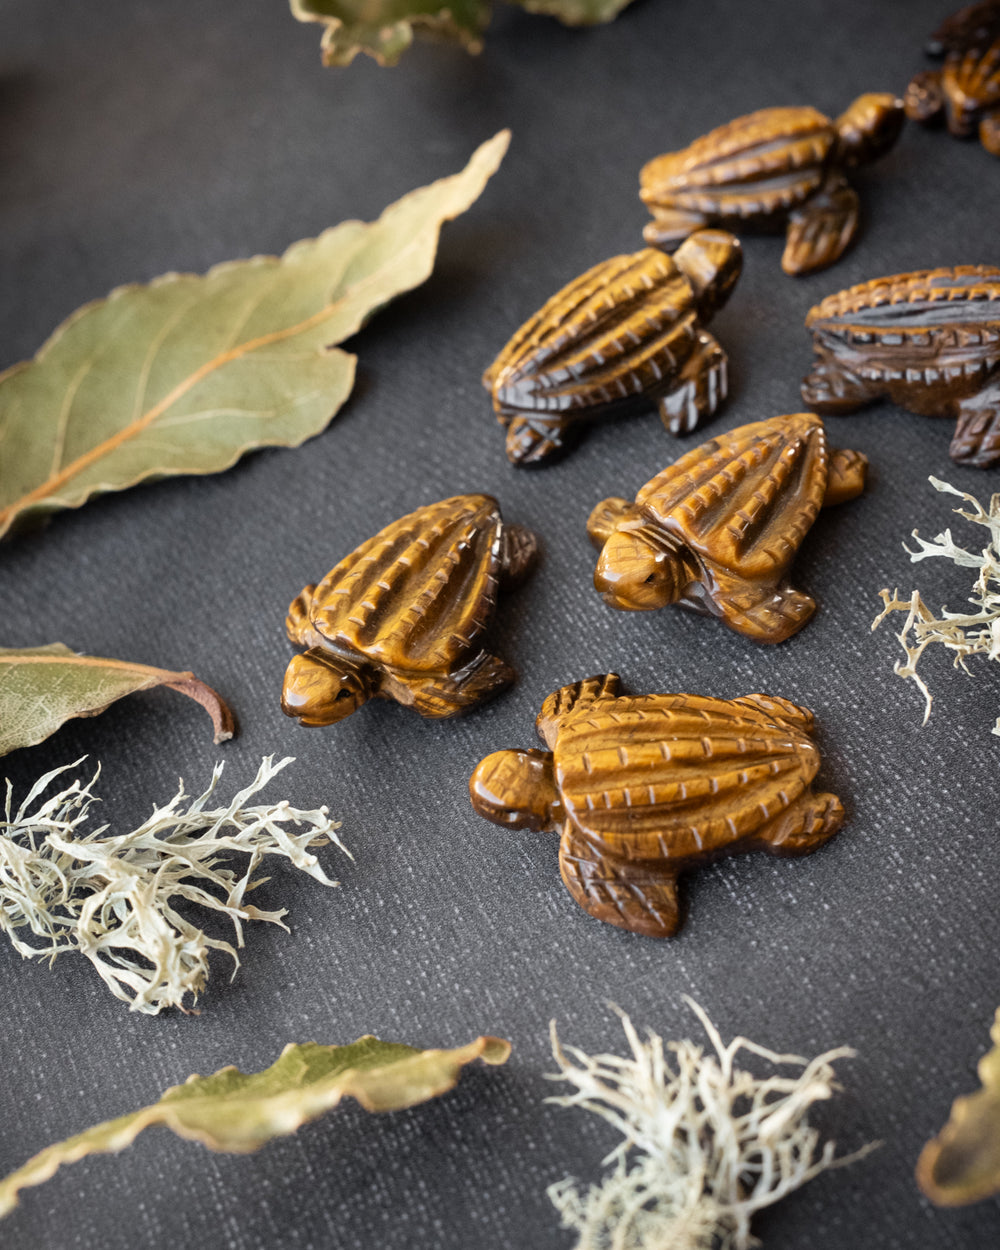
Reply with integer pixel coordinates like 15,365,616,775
546,998,873,1250
872,477,1000,735
0,756,348,1014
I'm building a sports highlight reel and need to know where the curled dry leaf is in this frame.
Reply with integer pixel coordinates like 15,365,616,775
547,998,874,1250
0,756,347,1013
290,0,634,67
0,131,509,540
917,1009,1000,1206
0,1033,511,1217
0,643,235,756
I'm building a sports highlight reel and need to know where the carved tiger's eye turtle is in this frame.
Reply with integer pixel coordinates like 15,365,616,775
587,413,867,644
906,38,1000,156
281,495,537,725
469,674,844,938
483,232,742,466
925,0,1000,56
640,94,905,275
802,266,1000,466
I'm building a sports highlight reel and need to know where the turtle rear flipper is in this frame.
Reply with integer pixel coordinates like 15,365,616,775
783,177,859,276
702,569,816,644
388,652,515,718
537,674,621,746
657,330,728,435
505,415,574,465
641,208,709,251
500,523,539,586
559,829,682,938
752,790,844,855
286,584,320,648
952,397,1000,467
823,447,868,506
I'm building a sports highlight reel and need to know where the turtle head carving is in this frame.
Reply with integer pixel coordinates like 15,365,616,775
281,648,374,726
594,524,688,611
469,748,561,832
674,229,743,320
835,92,906,166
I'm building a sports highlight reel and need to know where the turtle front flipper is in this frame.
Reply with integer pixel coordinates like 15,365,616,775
951,398,1000,467
823,447,868,506
700,569,816,644
783,177,859,276
751,789,844,856
387,651,515,718
559,828,682,938
505,415,574,466
641,207,709,251
586,497,642,547
657,330,728,435
536,673,621,747
500,523,539,586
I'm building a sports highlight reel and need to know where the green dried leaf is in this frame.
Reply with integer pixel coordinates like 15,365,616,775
0,756,347,1013
917,1009,1000,1206
0,643,235,756
290,0,633,66
0,132,509,539
0,1032,511,1217
291,0,489,65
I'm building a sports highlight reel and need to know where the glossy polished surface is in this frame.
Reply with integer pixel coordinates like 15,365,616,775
803,266,1000,465
640,95,905,275
483,232,742,464
588,413,867,643
907,2,1000,155
470,674,844,938
282,494,537,723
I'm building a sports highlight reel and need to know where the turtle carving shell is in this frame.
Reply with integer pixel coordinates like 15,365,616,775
468,675,845,938
483,233,742,465
802,266,1000,466
281,494,538,725
639,95,905,275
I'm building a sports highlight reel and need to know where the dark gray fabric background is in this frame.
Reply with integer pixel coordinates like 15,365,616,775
2,1,999,1246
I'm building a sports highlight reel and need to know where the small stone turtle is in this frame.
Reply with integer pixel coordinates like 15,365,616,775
802,266,1000,467
640,95,905,275
483,232,742,466
587,413,867,644
906,36,1000,156
469,673,844,938
281,494,537,725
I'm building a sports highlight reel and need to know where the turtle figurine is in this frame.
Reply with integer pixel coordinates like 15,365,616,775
905,35,1000,156
281,494,538,726
482,231,742,466
639,94,905,276
802,266,1000,467
468,673,844,938
587,413,867,644
923,0,1000,57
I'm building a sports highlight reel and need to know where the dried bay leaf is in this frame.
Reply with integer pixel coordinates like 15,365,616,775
917,1009,1000,1206
0,132,509,540
0,1034,511,1216
0,643,235,755
291,0,634,66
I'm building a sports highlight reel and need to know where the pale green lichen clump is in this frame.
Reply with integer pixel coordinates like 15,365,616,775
546,999,871,1250
0,756,348,1014
872,477,1000,736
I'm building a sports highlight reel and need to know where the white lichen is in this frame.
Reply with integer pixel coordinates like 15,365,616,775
546,998,873,1250
0,755,349,1014
872,476,1000,735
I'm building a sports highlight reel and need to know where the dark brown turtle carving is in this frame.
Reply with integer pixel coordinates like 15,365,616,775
281,495,537,725
924,1,1000,55
802,266,1000,467
482,232,742,466
639,95,905,275
468,674,844,938
587,413,867,644
906,37,1000,156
